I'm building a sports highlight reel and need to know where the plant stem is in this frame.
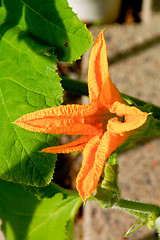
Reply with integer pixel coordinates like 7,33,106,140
115,198,160,216
61,77,160,120
61,76,88,96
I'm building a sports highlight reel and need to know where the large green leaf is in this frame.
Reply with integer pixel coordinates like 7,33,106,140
0,180,82,240
1,0,23,26
1,0,93,62
0,26,63,186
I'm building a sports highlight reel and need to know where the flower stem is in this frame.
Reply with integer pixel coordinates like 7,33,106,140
61,76,88,96
115,198,160,236
115,198,160,216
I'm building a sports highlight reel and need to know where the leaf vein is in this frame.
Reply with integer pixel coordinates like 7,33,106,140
0,87,46,184
24,198,78,239
19,0,90,41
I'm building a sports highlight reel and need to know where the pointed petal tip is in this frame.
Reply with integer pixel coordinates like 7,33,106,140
88,29,123,106
75,135,104,203
76,183,90,202
15,115,26,125
42,136,92,154
14,118,20,125
76,170,95,202
76,131,128,202
41,148,53,153
14,117,24,127
97,29,105,40
94,29,106,47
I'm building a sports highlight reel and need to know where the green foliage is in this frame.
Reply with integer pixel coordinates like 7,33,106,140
0,1,92,239
1,0,93,62
0,180,82,240
0,0,92,186
0,26,62,185
2,0,160,239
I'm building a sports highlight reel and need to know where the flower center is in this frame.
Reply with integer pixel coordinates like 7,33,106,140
102,113,125,133
118,115,125,123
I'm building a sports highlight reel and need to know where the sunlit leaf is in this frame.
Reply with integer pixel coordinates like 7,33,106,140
0,26,63,186
0,180,82,240
1,0,93,62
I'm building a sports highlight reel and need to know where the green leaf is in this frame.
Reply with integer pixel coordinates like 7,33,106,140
0,4,6,24
24,0,93,62
0,180,82,240
0,26,63,186
1,0,93,62
23,183,81,240
94,164,120,208
1,0,23,26
24,181,79,200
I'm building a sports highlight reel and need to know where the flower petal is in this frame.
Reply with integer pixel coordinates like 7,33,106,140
15,104,103,135
76,131,127,201
42,135,94,153
88,30,123,108
108,102,148,134
76,135,101,201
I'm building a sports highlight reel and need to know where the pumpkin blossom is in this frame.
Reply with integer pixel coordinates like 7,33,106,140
15,30,148,201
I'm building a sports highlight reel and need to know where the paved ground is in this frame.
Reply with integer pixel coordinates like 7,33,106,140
74,13,160,240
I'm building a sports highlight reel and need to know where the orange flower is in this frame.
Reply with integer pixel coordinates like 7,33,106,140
15,30,148,201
